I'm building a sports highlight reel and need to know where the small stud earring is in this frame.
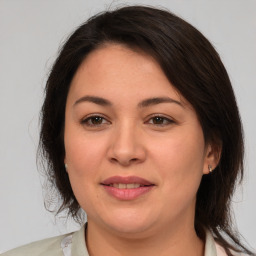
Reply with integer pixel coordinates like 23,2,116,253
64,163,68,170
208,165,213,173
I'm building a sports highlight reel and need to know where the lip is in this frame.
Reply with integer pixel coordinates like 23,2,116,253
102,176,153,186
101,176,155,201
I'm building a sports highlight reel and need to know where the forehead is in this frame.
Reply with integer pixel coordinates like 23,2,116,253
68,43,187,106
74,44,163,83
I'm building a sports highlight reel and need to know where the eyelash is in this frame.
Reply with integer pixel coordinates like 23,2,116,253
146,115,174,126
81,115,110,127
80,114,174,128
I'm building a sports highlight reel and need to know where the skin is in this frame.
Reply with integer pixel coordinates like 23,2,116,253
64,44,218,256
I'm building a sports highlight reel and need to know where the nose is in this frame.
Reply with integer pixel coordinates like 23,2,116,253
107,123,146,166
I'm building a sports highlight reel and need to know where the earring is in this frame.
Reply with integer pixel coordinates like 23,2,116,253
64,163,68,170
208,165,213,173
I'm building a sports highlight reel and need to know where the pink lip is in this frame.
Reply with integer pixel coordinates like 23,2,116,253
102,176,153,185
101,176,155,201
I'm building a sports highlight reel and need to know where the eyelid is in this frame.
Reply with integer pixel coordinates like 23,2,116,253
145,114,175,126
80,114,111,127
80,113,175,127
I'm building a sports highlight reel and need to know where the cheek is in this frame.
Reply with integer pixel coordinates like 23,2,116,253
64,135,105,209
151,127,205,190
65,137,106,178
64,121,110,203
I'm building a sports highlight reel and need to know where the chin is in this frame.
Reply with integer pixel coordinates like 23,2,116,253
102,209,157,236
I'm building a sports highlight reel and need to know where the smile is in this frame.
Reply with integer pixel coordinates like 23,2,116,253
101,176,155,200
107,183,151,189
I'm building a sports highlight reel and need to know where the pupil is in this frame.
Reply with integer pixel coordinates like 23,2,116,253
153,117,163,124
92,117,102,124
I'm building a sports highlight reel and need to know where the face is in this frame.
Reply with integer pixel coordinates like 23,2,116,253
64,44,215,237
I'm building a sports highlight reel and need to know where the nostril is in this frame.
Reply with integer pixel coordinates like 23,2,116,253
110,157,118,163
109,157,139,166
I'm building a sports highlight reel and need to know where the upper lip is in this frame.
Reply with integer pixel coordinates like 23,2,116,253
101,176,154,186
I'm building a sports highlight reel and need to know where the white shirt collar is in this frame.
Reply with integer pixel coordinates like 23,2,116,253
205,229,218,256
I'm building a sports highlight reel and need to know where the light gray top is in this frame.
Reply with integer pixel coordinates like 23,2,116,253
2,225,243,256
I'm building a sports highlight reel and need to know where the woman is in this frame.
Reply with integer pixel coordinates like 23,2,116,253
2,5,255,256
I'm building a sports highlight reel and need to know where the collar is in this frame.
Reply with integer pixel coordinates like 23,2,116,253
205,229,218,256
71,224,89,256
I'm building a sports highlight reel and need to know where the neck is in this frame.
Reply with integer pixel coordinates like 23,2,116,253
85,220,204,256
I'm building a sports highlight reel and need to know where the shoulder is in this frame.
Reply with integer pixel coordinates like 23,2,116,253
215,243,251,256
1,233,70,256
205,229,251,256
1,225,88,256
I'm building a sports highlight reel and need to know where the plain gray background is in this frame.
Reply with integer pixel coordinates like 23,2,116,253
0,0,255,253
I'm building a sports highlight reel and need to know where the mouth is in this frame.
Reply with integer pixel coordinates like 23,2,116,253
104,183,153,189
101,175,155,188
100,176,155,200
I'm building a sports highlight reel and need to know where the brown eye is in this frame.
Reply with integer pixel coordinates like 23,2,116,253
152,116,165,124
90,116,104,125
81,115,110,127
147,115,174,126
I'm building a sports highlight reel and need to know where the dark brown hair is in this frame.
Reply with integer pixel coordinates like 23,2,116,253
39,5,254,255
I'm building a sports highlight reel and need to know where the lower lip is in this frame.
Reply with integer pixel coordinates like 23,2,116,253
102,185,154,200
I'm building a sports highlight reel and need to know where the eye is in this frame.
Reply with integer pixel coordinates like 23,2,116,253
146,115,174,126
81,115,110,127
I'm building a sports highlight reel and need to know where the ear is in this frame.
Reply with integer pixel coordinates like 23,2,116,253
202,142,222,174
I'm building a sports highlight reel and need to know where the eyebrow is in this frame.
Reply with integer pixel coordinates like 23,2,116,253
138,97,184,108
73,95,183,108
74,96,112,107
